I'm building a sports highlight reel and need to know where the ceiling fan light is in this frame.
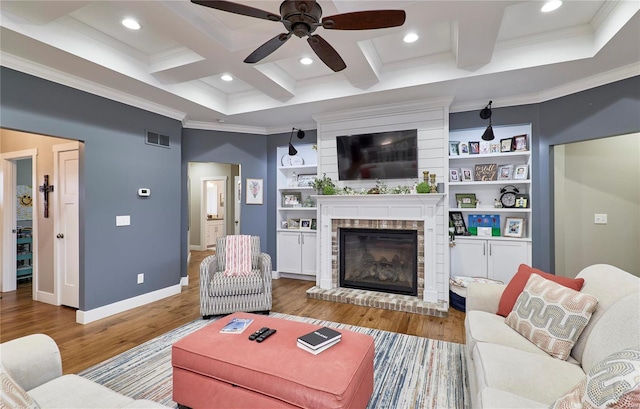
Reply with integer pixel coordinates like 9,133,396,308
403,33,419,43
121,18,140,30
541,1,562,13
221,74,233,82
299,57,313,65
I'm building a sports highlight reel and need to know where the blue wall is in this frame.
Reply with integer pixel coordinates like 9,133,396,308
1,67,183,310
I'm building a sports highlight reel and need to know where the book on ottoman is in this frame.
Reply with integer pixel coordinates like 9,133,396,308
297,337,340,355
297,327,341,351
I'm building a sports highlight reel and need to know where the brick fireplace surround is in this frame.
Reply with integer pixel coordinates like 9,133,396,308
307,194,448,317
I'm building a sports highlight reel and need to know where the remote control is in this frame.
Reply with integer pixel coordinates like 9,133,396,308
249,327,270,341
255,328,276,343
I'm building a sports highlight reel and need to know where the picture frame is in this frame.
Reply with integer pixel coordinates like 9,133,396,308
459,142,469,155
469,141,480,154
300,218,312,230
282,192,302,207
460,168,473,182
490,143,500,153
513,134,528,151
297,174,316,187
515,194,530,208
513,164,529,180
246,178,263,205
455,193,477,208
480,141,490,155
281,220,289,229
449,141,460,156
498,164,514,180
500,138,513,152
449,169,460,182
449,211,467,235
287,218,300,229
504,217,525,237
219,192,224,206
311,219,317,230
474,163,498,181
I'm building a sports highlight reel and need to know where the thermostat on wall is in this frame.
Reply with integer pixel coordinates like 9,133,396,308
138,188,151,197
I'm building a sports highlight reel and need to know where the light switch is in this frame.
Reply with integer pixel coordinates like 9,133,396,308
594,214,607,225
116,215,131,226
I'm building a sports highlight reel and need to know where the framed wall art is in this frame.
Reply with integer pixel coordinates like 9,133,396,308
504,217,525,237
282,192,302,207
474,163,498,181
514,164,529,180
455,193,477,208
246,178,263,205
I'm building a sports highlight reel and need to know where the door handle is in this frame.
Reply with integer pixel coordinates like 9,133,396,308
302,234,305,245
12,229,17,233
57,233,64,239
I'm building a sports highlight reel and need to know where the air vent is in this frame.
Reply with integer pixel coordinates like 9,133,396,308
145,130,171,148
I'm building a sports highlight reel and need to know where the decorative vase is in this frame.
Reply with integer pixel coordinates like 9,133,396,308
429,174,437,193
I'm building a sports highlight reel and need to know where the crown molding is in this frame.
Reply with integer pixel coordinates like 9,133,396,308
182,120,267,135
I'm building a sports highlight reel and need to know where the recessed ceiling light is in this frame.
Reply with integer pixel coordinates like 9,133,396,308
121,18,140,30
541,0,562,12
299,57,313,65
221,74,233,82
403,33,419,43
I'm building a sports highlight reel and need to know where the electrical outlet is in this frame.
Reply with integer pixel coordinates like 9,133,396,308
137,273,144,284
594,214,607,224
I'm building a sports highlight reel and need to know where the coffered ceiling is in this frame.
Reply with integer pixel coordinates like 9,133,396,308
1,1,638,133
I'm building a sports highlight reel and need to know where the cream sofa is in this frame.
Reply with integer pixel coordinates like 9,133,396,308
0,334,168,408
464,264,640,408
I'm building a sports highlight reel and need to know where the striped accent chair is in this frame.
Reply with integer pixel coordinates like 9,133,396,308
200,235,272,317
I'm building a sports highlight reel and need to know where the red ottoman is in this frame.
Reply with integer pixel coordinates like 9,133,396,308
172,312,374,409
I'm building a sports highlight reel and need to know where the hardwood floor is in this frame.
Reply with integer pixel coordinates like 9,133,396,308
0,250,465,374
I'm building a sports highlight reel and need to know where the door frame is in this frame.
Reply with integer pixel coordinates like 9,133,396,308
1,149,38,297
200,176,227,250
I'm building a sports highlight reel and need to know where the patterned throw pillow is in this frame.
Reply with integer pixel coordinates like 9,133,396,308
0,365,40,409
505,273,598,360
550,349,640,409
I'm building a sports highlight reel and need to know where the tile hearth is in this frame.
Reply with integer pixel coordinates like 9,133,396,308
306,286,448,317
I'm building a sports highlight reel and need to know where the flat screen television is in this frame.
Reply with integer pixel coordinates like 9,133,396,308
336,129,418,181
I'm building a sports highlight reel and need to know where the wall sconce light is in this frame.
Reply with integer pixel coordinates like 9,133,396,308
288,127,305,155
480,100,494,141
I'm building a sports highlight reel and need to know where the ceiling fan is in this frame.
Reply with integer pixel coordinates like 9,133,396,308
191,0,406,72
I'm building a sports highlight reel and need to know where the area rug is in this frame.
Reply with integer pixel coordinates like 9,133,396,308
79,313,469,408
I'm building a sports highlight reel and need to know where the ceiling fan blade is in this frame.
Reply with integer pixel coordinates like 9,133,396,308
244,33,291,63
191,0,281,22
307,35,346,72
322,10,406,30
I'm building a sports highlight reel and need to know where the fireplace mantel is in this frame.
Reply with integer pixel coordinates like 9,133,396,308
314,194,445,304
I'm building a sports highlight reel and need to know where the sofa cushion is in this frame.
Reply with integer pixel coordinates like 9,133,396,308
473,343,585,405
505,274,598,360
479,387,547,409
209,271,264,296
0,364,40,409
28,374,135,409
497,264,584,317
550,349,640,409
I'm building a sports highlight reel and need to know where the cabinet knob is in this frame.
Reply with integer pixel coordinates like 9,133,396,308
56,233,64,239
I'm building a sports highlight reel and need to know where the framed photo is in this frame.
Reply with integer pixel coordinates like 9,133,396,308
455,193,477,208
246,178,263,205
498,164,514,180
500,138,513,152
514,164,529,180
504,217,525,237
311,219,317,230
474,163,498,181
282,192,302,207
449,211,467,235
513,134,528,151
490,143,500,153
287,218,300,229
469,141,480,154
460,168,473,182
281,220,289,229
459,142,469,155
219,193,224,206
515,194,530,208
297,174,315,187
449,141,460,156
300,218,312,230
480,141,490,155
450,169,460,182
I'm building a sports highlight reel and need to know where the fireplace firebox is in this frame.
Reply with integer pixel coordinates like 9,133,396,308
339,228,418,296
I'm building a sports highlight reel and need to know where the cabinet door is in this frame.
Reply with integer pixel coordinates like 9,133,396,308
206,222,216,246
300,232,317,276
487,240,530,283
277,232,302,273
450,239,488,278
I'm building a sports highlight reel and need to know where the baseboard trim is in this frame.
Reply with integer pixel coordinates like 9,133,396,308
180,276,189,286
36,290,57,305
278,272,316,282
76,284,181,324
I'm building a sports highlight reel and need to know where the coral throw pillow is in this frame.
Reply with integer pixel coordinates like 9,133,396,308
505,274,598,360
550,349,640,409
496,264,584,317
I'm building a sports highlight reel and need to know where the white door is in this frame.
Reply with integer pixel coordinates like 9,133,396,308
301,232,317,276
54,145,79,308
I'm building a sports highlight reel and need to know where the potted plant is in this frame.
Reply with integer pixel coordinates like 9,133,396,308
310,173,335,195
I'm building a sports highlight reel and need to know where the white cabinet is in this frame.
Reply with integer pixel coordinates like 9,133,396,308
451,238,531,283
277,231,317,277
206,219,224,247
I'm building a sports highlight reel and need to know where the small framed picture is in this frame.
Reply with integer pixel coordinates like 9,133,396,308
246,178,263,205
500,138,513,152
287,218,300,229
460,168,473,182
282,192,302,207
281,220,289,229
469,141,480,154
450,169,460,182
455,193,477,208
480,141,490,155
300,219,312,230
449,141,460,156
498,164,514,180
490,143,500,153
449,211,467,235
459,142,469,155
514,134,528,151
474,163,498,181
515,194,529,208
514,164,529,180
504,217,525,237
311,219,317,230
297,174,315,187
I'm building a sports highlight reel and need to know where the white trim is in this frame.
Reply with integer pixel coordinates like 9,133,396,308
180,276,189,286
76,284,182,324
35,290,57,305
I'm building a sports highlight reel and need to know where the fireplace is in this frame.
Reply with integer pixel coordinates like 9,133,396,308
340,228,418,296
